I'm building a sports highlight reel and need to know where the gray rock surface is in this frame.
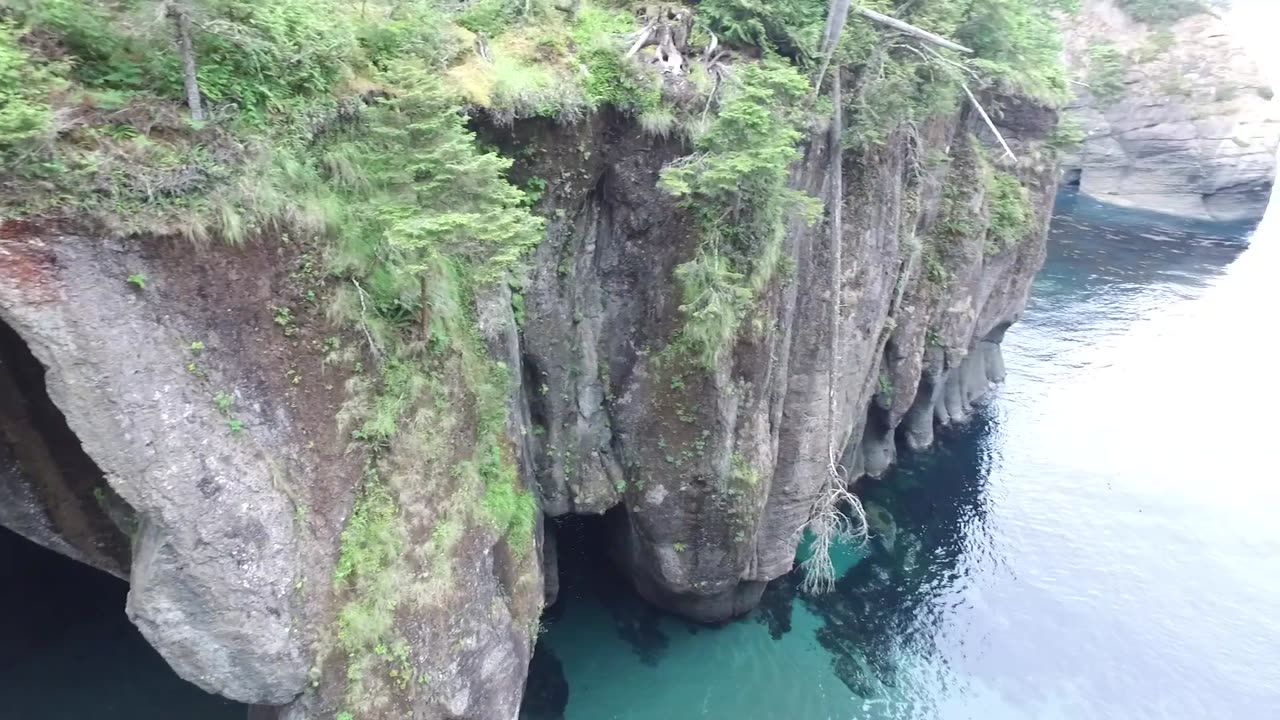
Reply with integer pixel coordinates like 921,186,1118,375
0,223,539,717
494,94,1057,622
1063,0,1280,221
0,228,309,703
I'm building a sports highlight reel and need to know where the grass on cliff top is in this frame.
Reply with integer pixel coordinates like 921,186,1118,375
930,134,1035,267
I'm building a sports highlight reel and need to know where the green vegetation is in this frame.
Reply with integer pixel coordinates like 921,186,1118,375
1116,0,1210,26
1048,117,1086,153
831,0,1077,149
699,0,828,65
1088,42,1129,104
658,0,1074,369
1,0,1074,701
958,0,1079,105
126,274,148,290
877,371,893,398
2,2,556,711
213,390,234,414
660,60,819,369
1136,29,1177,63
309,42,544,720
933,135,1035,259
0,19,58,175
730,453,761,487
211,390,247,434
984,166,1034,254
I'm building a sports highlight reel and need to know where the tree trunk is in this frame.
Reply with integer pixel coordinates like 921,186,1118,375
812,0,853,93
420,275,433,341
169,2,204,122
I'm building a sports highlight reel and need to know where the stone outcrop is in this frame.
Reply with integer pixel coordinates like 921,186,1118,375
1063,0,1280,221
496,94,1057,622
0,222,540,718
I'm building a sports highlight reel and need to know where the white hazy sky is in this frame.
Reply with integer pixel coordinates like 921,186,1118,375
1225,1,1280,221
1227,1,1280,84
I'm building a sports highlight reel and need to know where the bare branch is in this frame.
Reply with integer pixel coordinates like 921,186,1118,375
351,278,385,365
855,7,973,54
813,0,853,94
799,67,869,595
626,24,655,59
964,84,1017,162
702,30,719,62
167,2,204,122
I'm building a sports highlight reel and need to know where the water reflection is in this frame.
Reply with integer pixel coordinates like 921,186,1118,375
795,412,999,719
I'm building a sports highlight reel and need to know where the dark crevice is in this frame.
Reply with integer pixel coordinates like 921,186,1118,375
0,318,132,576
0,526,245,719
522,351,550,432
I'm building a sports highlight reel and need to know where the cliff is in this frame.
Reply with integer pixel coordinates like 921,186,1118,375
1063,0,1280,221
498,99,1056,621
0,1,1063,717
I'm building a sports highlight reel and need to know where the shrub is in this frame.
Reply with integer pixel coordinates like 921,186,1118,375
1116,0,1207,26
985,169,1033,253
186,0,357,120
660,59,819,369
0,22,58,175
1087,42,1129,104
698,0,827,65
959,0,1076,106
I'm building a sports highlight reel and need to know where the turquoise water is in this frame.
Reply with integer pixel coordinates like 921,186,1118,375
524,192,1280,720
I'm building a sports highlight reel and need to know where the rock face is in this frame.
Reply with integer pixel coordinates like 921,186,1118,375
497,95,1057,622
0,222,540,718
0,83,1056,720
1063,0,1280,221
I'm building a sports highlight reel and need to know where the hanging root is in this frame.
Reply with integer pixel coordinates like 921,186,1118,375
795,64,867,596
799,477,867,594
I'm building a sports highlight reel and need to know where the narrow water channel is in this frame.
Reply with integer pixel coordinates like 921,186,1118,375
522,191,1280,720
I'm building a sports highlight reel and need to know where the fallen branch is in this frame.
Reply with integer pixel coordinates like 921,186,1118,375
800,66,869,596
351,278,385,365
963,84,1017,162
625,24,654,59
855,7,973,54
701,29,718,62
812,0,853,94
